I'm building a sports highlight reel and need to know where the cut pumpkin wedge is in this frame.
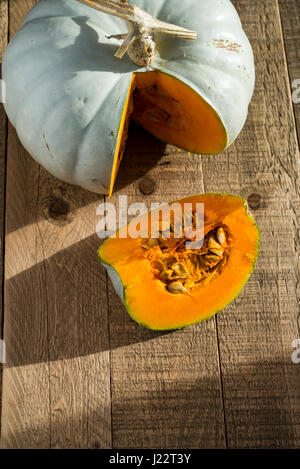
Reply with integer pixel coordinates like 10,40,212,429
99,193,260,330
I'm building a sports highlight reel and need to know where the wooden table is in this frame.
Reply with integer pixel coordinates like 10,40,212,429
0,0,300,449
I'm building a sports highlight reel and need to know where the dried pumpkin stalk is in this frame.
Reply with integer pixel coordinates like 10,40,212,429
76,0,197,66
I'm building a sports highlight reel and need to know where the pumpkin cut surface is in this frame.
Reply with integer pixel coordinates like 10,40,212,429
109,72,227,196
99,194,260,330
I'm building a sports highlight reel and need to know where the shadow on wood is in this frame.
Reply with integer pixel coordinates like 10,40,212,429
3,234,173,367
113,122,167,193
1,358,299,448
5,122,168,236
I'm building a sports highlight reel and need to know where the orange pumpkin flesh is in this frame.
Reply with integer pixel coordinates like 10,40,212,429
99,194,260,330
109,72,227,197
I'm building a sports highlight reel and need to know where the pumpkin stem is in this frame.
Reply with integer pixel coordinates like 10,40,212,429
76,0,197,66
114,32,137,59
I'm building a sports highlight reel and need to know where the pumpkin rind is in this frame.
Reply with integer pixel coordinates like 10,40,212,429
3,0,255,194
99,193,260,330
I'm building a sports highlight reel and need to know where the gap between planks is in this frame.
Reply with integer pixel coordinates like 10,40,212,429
278,0,300,151
0,0,9,444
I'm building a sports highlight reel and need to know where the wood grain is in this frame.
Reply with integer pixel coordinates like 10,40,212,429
0,0,8,440
201,0,300,448
278,0,300,144
0,0,111,448
1,0,300,449
108,128,227,449
107,0,300,448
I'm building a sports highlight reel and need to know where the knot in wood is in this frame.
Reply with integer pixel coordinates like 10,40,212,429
247,193,262,210
139,177,156,195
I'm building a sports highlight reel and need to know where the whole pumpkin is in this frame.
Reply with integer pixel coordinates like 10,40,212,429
3,0,255,195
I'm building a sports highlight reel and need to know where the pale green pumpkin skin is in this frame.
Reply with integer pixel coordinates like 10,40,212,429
3,0,255,194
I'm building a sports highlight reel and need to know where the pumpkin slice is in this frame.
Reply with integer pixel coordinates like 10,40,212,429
99,193,260,330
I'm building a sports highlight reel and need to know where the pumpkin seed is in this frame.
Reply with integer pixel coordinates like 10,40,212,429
172,262,188,277
152,260,165,272
158,238,169,249
162,255,177,265
160,270,174,282
216,227,226,245
208,248,224,257
142,238,159,249
203,254,221,265
208,236,222,250
168,281,189,295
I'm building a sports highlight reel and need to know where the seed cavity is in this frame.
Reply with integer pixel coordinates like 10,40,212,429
141,214,228,295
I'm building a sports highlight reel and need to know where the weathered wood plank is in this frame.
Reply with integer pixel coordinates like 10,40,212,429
200,0,300,448
0,2,51,448
108,127,227,449
37,178,111,449
278,0,300,143
1,0,300,449
0,0,9,441
1,0,111,448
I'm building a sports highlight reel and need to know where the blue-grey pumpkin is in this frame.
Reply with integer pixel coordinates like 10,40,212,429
3,0,255,194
